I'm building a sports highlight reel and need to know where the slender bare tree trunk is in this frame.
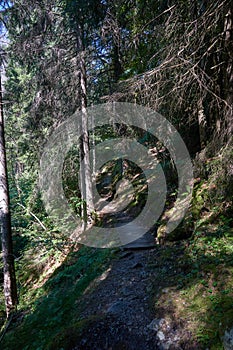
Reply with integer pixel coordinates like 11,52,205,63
197,100,207,149
76,24,94,228
223,6,233,139
0,72,18,317
91,113,96,176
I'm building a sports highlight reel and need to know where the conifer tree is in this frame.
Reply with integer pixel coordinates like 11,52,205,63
0,53,17,317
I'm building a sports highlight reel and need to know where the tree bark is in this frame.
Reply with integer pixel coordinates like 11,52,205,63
223,5,233,140
197,100,207,149
76,24,94,228
0,72,18,317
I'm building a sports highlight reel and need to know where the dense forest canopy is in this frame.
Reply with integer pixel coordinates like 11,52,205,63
0,0,232,349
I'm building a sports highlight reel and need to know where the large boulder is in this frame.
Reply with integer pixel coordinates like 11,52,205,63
156,198,194,244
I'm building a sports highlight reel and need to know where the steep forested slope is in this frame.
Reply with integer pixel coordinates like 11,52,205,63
0,1,232,349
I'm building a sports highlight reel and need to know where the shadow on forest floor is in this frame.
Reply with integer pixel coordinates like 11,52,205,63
1,222,233,350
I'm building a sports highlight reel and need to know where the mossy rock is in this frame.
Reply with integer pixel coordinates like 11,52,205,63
157,212,194,244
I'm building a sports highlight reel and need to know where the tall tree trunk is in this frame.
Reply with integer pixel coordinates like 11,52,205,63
76,24,94,228
0,73,18,317
112,44,122,83
197,99,207,149
223,5,233,140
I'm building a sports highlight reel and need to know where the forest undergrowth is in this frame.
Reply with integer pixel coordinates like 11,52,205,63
0,145,233,350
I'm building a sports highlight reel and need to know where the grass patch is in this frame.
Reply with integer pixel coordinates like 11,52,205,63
152,215,233,349
1,245,115,350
